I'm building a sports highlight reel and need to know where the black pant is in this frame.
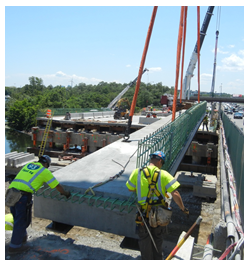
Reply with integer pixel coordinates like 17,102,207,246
202,123,208,131
137,221,166,260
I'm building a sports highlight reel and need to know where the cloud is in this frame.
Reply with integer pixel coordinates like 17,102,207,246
200,73,212,84
42,71,102,86
238,50,244,56
55,71,67,77
212,48,229,54
220,54,244,71
126,64,131,67
148,67,162,72
224,79,244,94
228,45,235,48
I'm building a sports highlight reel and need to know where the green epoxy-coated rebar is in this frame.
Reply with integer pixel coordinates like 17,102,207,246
35,188,137,213
136,102,207,171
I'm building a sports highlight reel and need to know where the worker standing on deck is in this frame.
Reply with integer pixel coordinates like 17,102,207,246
126,151,189,260
5,155,71,255
202,114,209,131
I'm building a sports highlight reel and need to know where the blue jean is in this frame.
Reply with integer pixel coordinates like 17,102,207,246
10,194,32,248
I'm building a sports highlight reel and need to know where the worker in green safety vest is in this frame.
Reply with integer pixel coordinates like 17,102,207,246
126,151,189,260
5,155,71,255
202,114,209,131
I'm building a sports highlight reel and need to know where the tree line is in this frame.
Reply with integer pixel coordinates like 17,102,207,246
5,76,175,132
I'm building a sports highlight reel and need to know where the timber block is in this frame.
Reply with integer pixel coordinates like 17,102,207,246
171,231,194,260
193,177,216,199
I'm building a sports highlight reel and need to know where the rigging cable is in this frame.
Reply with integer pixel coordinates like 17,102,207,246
179,6,188,103
124,6,158,141
172,6,185,121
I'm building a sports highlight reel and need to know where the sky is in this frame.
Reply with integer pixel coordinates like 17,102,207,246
4,2,245,95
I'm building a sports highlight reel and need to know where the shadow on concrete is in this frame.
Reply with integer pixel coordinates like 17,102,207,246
5,234,140,260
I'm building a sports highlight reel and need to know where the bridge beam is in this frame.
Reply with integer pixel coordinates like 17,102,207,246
33,107,206,239
189,96,244,103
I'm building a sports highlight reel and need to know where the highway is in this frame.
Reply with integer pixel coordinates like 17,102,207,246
222,103,244,133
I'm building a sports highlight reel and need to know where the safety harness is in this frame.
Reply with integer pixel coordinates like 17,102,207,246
142,167,167,218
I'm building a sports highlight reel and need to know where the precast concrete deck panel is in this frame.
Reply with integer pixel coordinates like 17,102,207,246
34,113,188,238
52,116,173,195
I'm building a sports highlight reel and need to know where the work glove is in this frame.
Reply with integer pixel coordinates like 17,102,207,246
182,207,189,218
64,191,71,199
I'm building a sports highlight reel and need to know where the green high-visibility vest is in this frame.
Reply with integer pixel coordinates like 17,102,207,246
126,165,180,205
9,162,59,193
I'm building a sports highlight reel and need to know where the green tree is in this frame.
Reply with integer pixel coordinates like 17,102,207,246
6,98,38,131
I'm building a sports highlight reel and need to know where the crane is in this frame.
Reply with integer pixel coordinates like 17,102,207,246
181,6,215,100
107,68,148,109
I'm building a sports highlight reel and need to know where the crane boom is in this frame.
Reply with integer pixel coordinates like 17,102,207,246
181,6,215,100
107,68,148,109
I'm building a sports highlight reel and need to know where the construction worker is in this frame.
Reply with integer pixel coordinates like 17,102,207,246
6,155,71,255
126,151,189,260
202,114,209,131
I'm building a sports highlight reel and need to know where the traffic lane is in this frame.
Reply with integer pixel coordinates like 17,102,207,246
225,112,244,132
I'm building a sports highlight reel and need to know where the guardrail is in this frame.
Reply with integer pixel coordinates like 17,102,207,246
136,101,207,171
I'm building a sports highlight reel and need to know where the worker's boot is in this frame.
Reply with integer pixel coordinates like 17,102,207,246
8,245,30,255
23,235,28,243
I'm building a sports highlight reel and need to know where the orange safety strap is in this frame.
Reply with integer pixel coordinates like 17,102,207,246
179,6,188,103
172,6,184,121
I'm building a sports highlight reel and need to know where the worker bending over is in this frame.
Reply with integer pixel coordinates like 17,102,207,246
5,155,71,255
126,151,189,260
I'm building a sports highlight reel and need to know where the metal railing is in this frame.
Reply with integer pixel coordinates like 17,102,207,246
136,101,207,171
